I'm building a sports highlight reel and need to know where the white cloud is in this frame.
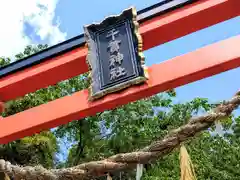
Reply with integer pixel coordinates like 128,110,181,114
0,0,67,58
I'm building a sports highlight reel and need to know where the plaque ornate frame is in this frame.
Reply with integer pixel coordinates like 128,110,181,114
84,7,148,101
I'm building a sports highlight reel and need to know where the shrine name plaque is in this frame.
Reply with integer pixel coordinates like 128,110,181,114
84,7,147,101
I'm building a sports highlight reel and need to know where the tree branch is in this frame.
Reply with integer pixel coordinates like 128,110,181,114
73,120,85,166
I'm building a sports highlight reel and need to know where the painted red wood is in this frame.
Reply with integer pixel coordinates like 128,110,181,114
0,35,239,144
0,0,238,101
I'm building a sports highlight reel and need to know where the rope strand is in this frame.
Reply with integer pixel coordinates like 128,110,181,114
0,91,239,180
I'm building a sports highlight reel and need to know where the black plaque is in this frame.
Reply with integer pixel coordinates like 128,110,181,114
84,7,147,100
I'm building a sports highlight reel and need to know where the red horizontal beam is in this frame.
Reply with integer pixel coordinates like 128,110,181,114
0,0,239,101
0,35,240,144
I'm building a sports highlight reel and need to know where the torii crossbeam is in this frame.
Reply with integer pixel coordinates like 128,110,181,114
0,0,239,144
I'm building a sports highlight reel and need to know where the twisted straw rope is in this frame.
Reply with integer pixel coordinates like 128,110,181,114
1,91,240,180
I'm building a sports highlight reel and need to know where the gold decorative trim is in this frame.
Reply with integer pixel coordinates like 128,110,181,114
84,7,148,101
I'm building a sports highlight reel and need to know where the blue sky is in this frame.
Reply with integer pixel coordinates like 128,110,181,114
11,0,239,104
51,0,240,103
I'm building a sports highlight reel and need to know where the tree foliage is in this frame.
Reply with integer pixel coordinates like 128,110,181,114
0,45,59,168
1,44,240,179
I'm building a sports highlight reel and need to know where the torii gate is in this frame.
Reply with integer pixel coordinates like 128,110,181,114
0,0,239,144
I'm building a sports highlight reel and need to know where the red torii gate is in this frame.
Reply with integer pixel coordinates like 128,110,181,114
0,0,239,144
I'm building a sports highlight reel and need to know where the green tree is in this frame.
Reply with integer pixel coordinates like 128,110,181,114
1,44,240,180
0,45,59,168
0,44,90,168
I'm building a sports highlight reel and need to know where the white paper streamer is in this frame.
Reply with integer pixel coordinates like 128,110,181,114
136,164,143,180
